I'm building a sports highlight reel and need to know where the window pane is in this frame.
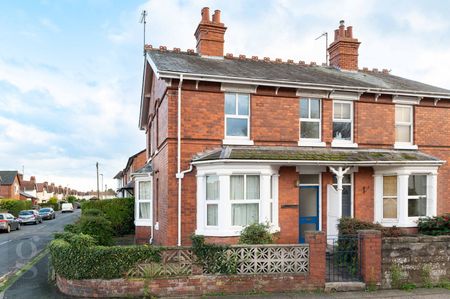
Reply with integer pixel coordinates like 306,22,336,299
383,198,397,218
383,176,397,196
342,185,352,217
408,197,427,217
226,118,248,137
408,175,427,196
230,175,244,200
310,99,320,119
246,175,260,199
139,181,151,200
207,204,218,226
300,121,320,139
333,102,342,119
396,106,411,123
395,125,411,143
225,93,236,114
333,122,351,140
139,202,151,219
299,174,319,184
342,103,351,119
206,175,219,201
237,94,249,116
300,99,309,118
232,203,258,226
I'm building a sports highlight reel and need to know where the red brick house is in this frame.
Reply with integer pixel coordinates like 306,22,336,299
135,8,450,245
114,149,147,198
0,171,22,200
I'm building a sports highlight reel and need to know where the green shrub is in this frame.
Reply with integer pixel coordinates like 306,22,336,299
418,214,450,236
81,198,134,236
66,195,76,203
41,202,60,211
49,238,161,279
338,217,404,237
239,223,273,244
82,208,104,217
0,199,33,217
77,215,114,246
191,235,236,274
63,223,81,234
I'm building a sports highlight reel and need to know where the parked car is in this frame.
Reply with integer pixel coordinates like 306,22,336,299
61,203,74,213
0,213,21,233
38,208,56,220
18,210,43,225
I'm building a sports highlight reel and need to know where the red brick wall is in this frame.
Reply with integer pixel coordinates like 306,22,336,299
135,226,151,244
356,101,395,147
277,167,299,243
0,176,20,199
354,167,375,222
359,230,382,285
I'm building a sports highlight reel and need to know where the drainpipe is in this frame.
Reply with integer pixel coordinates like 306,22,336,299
329,166,351,224
176,74,185,246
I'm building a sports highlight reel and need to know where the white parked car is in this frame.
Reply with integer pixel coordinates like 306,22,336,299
61,203,74,213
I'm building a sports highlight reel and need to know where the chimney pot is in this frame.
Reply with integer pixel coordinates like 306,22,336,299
201,7,210,22
347,26,353,38
212,10,221,23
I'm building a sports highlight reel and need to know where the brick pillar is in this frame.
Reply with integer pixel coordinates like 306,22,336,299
358,230,381,285
305,231,326,286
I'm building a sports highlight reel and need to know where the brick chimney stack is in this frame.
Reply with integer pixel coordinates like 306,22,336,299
194,7,227,57
327,20,360,71
30,176,36,184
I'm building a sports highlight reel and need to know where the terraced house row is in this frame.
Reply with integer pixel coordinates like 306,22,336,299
133,8,450,245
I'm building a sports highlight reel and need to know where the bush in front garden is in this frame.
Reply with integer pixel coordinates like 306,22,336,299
49,235,161,279
239,223,274,244
77,215,114,246
81,198,134,236
0,199,32,216
418,214,450,236
338,217,403,237
82,208,104,217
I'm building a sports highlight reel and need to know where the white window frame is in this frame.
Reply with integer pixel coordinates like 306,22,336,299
195,164,279,237
205,175,220,227
374,167,438,227
332,100,357,148
394,105,417,150
407,174,427,218
134,177,153,226
223,93,254,145
298,98,325,147
230,174,261,228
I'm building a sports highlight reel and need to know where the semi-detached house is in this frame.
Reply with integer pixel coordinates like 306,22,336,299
134,8,450,245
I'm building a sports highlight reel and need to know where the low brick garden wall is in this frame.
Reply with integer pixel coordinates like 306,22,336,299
382,235,450,288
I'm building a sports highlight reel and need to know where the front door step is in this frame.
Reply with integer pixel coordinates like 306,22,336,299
325,282,366,292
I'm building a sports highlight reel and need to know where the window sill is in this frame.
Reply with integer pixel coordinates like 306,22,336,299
394,143,418,150
223,139,254,146
298,140,326,147
331,141,358,148
196,225,280,237
135,219,152,227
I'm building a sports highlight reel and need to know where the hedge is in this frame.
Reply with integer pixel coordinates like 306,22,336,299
338,217,403,237
81,198,134,236
40,202,60,211
50,233,161,279
0,199,32,217
418,214,450,235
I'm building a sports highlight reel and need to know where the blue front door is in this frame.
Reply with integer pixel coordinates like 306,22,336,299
298,186,319,243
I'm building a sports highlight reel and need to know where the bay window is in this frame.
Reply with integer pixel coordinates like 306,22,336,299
332,101,354,145
382,176,397,219
408,175,427,217
231,175,260,226
225,93,250,140
300,98,321,142
206,175,219,226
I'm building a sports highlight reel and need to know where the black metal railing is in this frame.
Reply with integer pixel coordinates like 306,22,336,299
326,235,362,282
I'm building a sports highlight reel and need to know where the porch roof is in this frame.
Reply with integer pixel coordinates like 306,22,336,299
192,146,444,166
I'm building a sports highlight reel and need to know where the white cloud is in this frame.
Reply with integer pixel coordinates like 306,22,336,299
39,17,61,33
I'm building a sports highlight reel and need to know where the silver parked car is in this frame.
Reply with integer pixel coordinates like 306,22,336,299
18,210,43,225
0,213,21,233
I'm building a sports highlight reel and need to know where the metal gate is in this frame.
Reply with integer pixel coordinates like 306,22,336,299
326,235,362,282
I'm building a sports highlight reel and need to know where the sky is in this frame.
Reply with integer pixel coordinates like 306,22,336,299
1,0,450,191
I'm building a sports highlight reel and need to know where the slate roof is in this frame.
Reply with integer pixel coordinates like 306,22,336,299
0,171,19,185
134,162,153,174
147,50,450,96
193,147,443,165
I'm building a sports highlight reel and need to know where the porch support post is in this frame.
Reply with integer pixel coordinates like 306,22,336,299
329,166,351,219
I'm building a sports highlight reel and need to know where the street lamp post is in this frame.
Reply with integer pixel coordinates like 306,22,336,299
100,174,104,199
